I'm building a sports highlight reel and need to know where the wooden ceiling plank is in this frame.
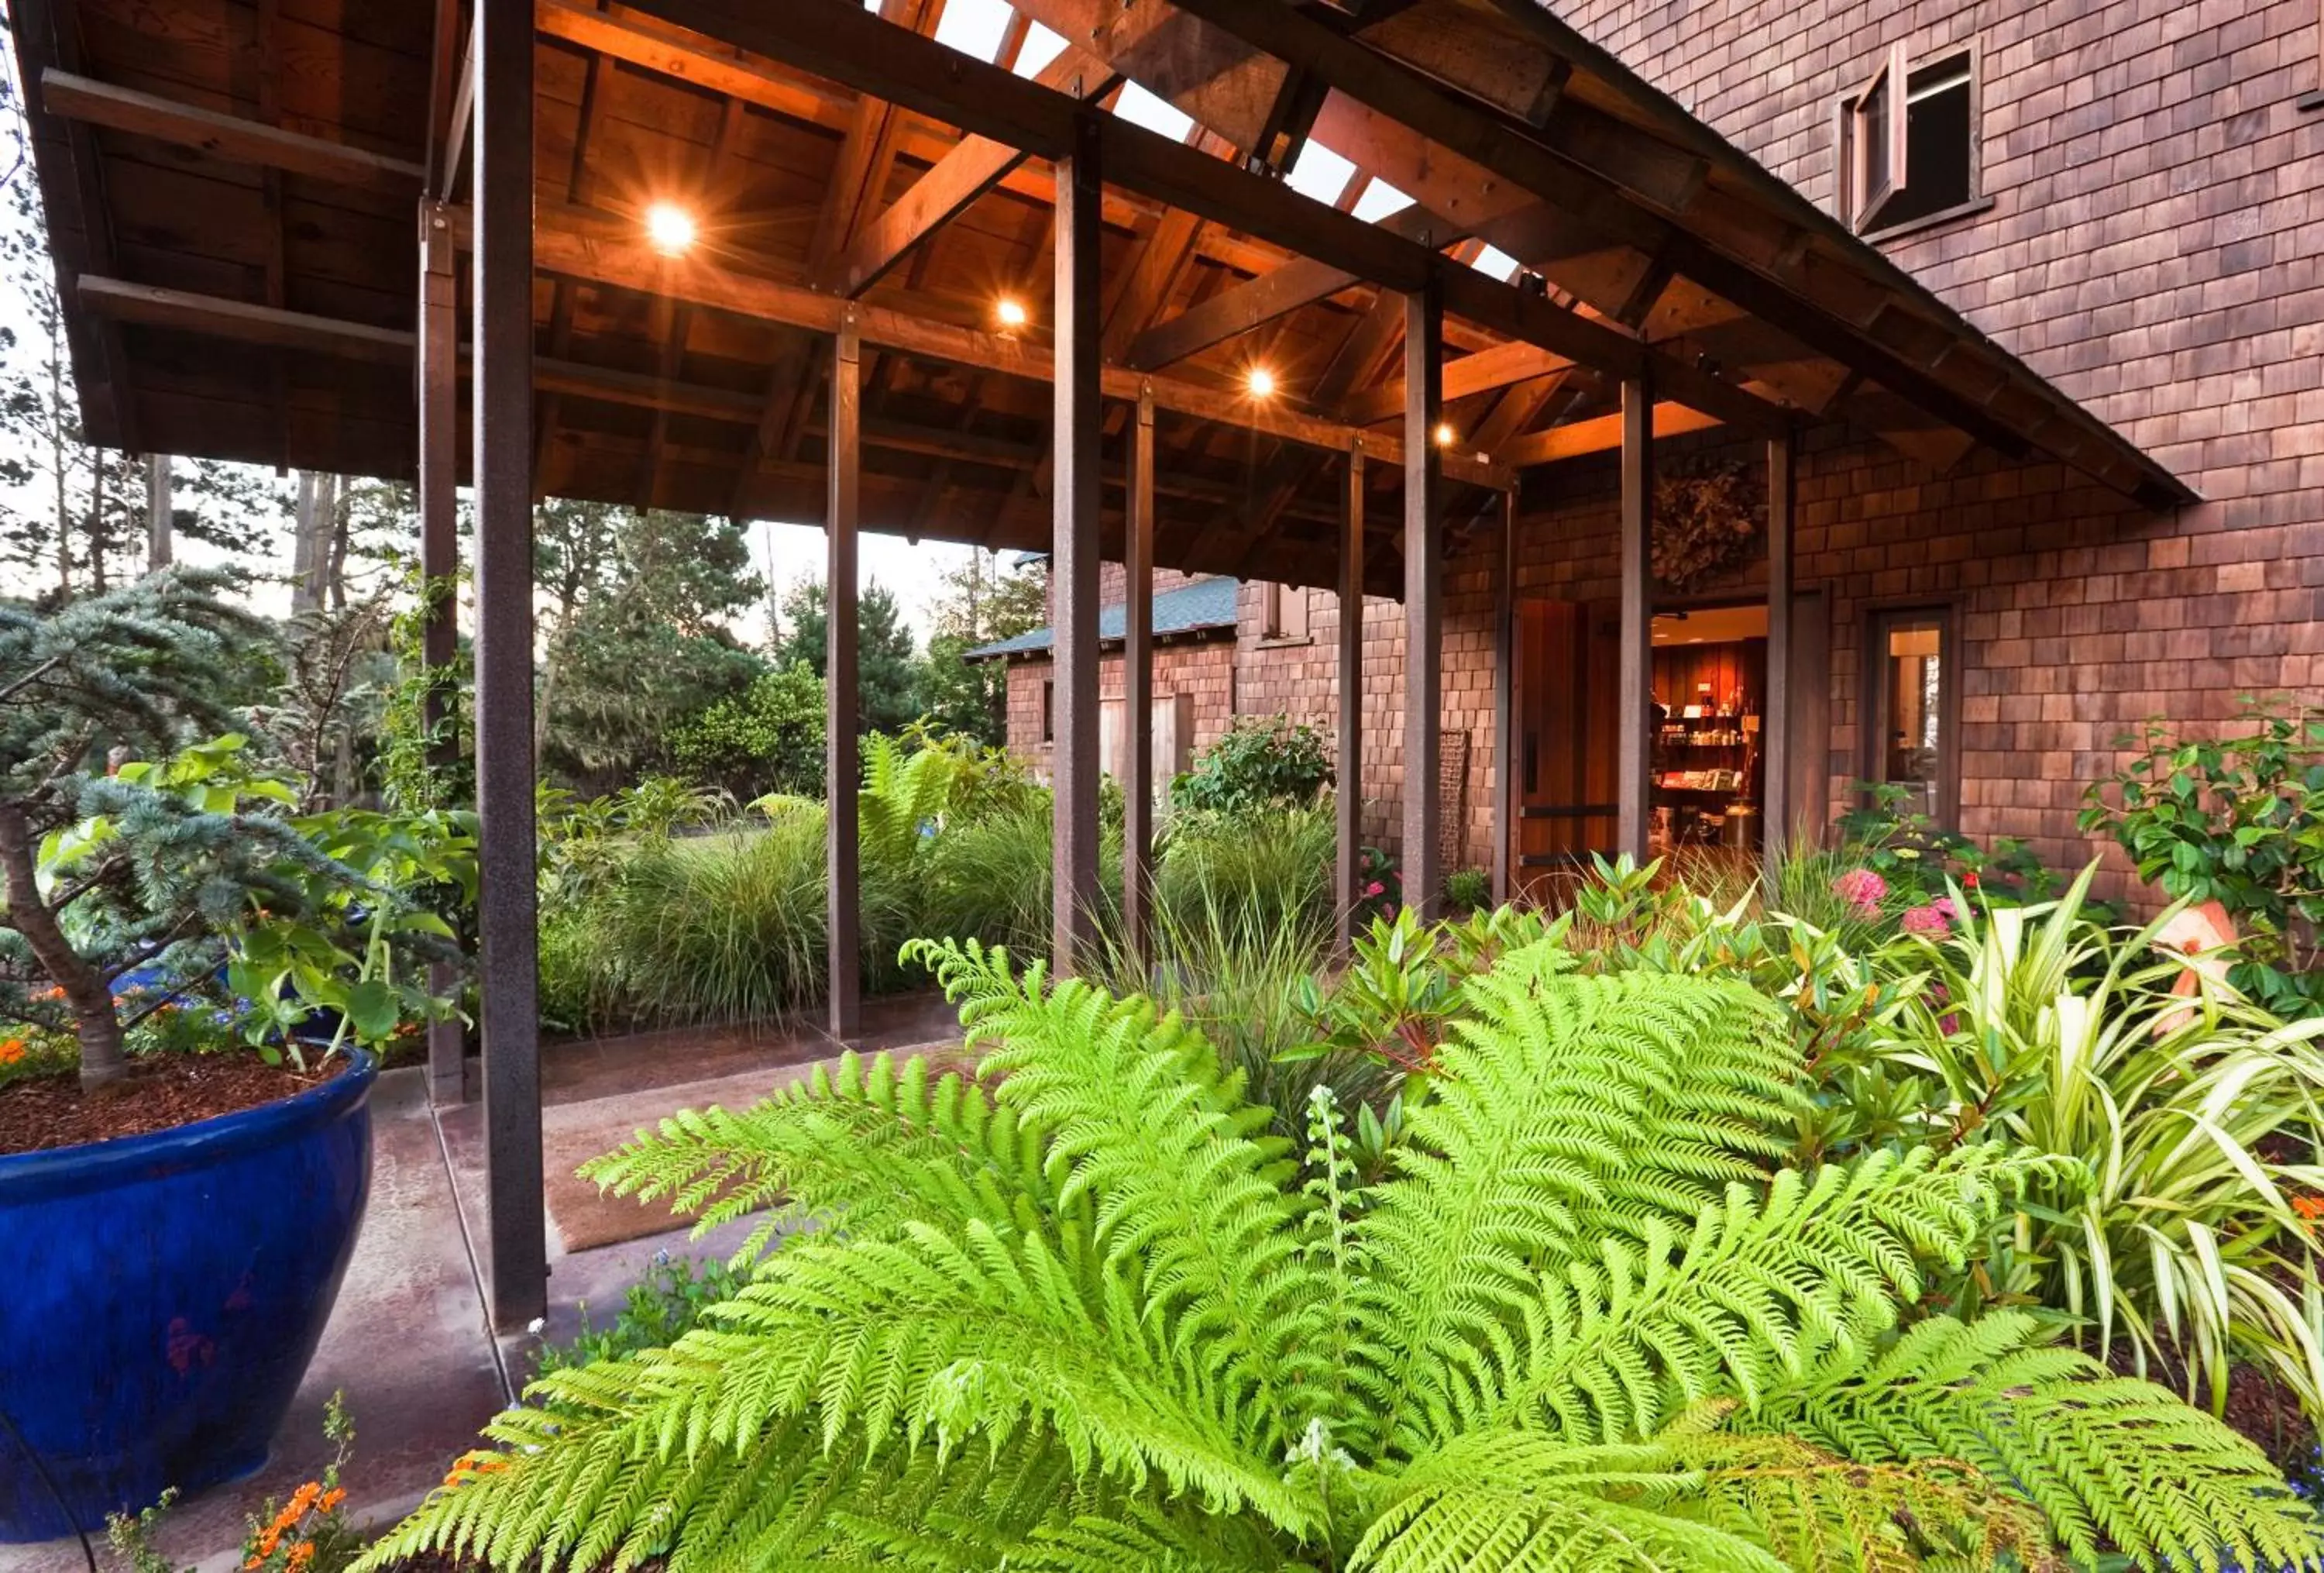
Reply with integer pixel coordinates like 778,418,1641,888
1340,336,1567,425
823,45,1120,298
40,69,427,193
636,0,1786,437
1495,400,1721,466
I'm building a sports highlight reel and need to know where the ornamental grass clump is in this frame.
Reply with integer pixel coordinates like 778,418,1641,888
365,937,2322,1573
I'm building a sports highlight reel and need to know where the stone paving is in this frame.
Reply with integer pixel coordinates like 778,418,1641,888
8,994,960,1573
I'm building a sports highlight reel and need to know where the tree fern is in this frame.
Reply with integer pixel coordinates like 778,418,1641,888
362,944,2324,1573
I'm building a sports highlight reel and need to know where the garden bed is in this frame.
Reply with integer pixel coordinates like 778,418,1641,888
0,1053,349,1156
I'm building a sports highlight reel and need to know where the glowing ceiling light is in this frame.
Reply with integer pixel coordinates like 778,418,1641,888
1246,366,1278,399
643,201,698,256
1434,422,1457,447
995,297,1030,329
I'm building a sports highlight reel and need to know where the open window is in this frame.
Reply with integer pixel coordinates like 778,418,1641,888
1839,45,1978,235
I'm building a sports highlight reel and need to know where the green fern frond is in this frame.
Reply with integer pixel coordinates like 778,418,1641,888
578,1051,1057,1262
1748,1311,2324,1573
1352,970,1814,1455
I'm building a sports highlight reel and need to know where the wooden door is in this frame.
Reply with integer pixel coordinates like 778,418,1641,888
1510,597,1622,896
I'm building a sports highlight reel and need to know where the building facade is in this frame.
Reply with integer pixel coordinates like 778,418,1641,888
989,0,2324,901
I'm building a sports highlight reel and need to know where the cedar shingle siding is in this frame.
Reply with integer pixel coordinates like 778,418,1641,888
1002,0,2322,896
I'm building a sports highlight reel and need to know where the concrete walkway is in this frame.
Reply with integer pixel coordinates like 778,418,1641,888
9,995,960,1573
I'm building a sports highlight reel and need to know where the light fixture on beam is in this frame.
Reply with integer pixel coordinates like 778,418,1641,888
1434,422,1457,448
995,297,1029,331
644,201,698,256
1246,366,1278,399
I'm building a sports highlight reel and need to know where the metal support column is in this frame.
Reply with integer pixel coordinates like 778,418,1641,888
1492,487,1517,906
471,0,543,1331
1762,430,1795,885
827,317,861,1042
1336,439,1365,948
1050,111,1102,973
417,196,463,1107
1122,384,1155,966
1402,284,1444,922
1616,376,1654,864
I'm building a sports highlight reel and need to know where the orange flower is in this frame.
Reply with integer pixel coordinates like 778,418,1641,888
0,1040,24,1065
2295,1194,2324,1220
287,1544,315,1571
287,1482,321,1516
318,1488,345,1512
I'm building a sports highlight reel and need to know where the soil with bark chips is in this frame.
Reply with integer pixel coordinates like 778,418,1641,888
0,1052,349,1156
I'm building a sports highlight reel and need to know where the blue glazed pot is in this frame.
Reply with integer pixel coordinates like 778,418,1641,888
0,1052,376,1542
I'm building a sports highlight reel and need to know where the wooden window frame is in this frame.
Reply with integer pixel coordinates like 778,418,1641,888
2302,0,2324,110
1858,601,1961,829
1838,43,1989,238
1258,580,1312,645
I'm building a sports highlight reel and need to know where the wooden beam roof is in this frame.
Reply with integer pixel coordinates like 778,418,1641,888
13,0,2193,591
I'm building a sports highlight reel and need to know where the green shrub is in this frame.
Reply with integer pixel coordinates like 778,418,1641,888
533,1254,744,1380
369,942,2322,1573
663,660,825,802
1172,713,1332,815
2081,699,2324,1014
1442,867,1488,913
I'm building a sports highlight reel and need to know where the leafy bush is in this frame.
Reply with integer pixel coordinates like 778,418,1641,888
1838,780,2068,910
1879,867,2324,1418
532,1254,743,1380
368,941,2323,1573
662,660,825,802
2081,700,2324,1014
1442,867,1488,913
1172,713,1332,815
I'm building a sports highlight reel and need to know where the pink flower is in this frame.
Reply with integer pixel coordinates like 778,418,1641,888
1831,869,1887,914
1364,881,1385,898
1901,903,1953,938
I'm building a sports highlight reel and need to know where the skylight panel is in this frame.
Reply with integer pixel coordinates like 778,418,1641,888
1014,21,1068,77
1284,141,1357,205
1351,178,1414,222
934,0,1015,60
1471,245,1521,281
1114,81,1194,139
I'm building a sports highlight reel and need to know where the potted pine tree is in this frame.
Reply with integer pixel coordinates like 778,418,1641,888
0,571,473,1542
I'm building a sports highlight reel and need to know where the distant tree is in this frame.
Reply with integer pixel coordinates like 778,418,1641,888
535,502,765,790
664,662,827,801
916,551,1047,745
772,576,923,738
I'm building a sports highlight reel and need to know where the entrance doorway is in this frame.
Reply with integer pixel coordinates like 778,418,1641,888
1510,595,1827,897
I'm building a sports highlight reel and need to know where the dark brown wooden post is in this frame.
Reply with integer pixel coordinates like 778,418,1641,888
1050,110,1102,973
1122,382,1155,965
1617,376,1654,864
471,0,543,1331
827,315,861,1042
1336,438,1365,949
1493,485,1517,906
1762,429,1795,886
1402,283,1444,922
417,195,462,1107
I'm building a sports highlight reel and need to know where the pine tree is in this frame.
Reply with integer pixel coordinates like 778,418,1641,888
0,570,328,1088
772,574,923,738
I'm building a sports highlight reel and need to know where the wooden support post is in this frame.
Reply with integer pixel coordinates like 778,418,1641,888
1122,383,1155,965
1762,429,1795,886
1617,375,1654,863
471,0,543,1332
1336,439,1366,950
144,453,171,571
1493,486,1517,906
1050,110,1102,974
1402,284,1444,923
827,317,862,1042
417,197,464,1107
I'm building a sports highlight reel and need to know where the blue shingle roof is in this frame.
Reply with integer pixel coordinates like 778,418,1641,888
963,575,1240,660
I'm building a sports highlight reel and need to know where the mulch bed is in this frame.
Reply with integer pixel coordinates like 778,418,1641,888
0,1053,349,1157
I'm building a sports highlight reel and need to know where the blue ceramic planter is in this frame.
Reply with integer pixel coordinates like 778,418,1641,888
0,1052,376,1542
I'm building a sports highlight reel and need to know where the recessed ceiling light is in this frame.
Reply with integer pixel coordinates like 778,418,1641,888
643,201,698,256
